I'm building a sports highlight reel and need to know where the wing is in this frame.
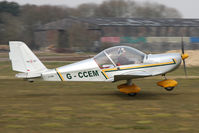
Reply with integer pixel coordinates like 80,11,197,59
114,70,152,81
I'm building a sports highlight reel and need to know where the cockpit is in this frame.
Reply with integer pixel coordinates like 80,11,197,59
94,46,146,69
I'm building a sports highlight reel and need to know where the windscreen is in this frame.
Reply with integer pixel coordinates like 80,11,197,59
94,51,114,69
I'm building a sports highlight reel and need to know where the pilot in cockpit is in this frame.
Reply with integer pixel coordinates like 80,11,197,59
117,48,134,66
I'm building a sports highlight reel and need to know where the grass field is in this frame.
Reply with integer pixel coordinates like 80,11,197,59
0,61,199,133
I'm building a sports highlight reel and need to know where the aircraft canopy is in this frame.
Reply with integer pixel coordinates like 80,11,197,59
94,46,146,69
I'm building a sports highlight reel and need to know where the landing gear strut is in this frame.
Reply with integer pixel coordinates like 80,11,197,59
117,79,141,96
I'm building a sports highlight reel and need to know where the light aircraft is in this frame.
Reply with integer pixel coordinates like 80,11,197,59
9,41,189,96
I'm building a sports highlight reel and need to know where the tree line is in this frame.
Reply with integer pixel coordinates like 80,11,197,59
0,0,182,49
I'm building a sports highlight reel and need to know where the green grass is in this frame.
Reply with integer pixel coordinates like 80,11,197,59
0,78,198,133
0,61,199,132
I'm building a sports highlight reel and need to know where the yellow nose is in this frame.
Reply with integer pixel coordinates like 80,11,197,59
181,53,189,60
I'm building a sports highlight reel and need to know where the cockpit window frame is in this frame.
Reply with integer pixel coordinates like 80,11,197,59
104,51,116,67
93,51,115,69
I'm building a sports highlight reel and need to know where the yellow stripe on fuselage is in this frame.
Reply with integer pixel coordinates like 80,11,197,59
120,60,175,70
101,59,176,78
101,70,109,79
56,68,65,81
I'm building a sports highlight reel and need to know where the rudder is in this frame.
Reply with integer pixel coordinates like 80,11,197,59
9,41,47,73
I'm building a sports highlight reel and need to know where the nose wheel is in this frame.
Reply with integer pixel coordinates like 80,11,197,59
164,87,174,91
157,76,177,91
128,93,137,96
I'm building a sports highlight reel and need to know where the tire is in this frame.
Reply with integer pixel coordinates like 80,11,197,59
165,87,174,91
128,93,137,96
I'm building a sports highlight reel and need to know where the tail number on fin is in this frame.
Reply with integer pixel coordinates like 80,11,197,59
26,59,37,63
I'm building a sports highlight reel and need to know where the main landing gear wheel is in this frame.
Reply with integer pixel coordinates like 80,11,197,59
128,93,137,96
118,79,141,96
164,87,174,91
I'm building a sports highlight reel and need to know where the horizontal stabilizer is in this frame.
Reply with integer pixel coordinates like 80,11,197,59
16,72,42,78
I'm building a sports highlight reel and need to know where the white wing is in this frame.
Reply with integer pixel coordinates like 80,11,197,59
114,70,152,81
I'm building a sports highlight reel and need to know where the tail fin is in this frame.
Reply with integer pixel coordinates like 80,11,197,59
9,41,47,78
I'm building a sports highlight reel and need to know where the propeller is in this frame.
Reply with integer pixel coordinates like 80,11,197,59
181,37,189,77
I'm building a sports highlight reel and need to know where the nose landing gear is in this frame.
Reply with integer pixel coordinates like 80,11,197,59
157,79,178,91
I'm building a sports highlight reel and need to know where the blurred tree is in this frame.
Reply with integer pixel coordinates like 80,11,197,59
0,13,22,44
0,1,20,16
95,0,129,17
20,5,72,49
74,3,98,17
21,5,71,25
162,7,182,18
134,2,182,18
91,0,181,18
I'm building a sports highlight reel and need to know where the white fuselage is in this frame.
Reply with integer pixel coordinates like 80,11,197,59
41,53,182,82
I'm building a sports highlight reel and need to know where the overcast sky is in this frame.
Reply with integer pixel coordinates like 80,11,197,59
1,0,198,18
